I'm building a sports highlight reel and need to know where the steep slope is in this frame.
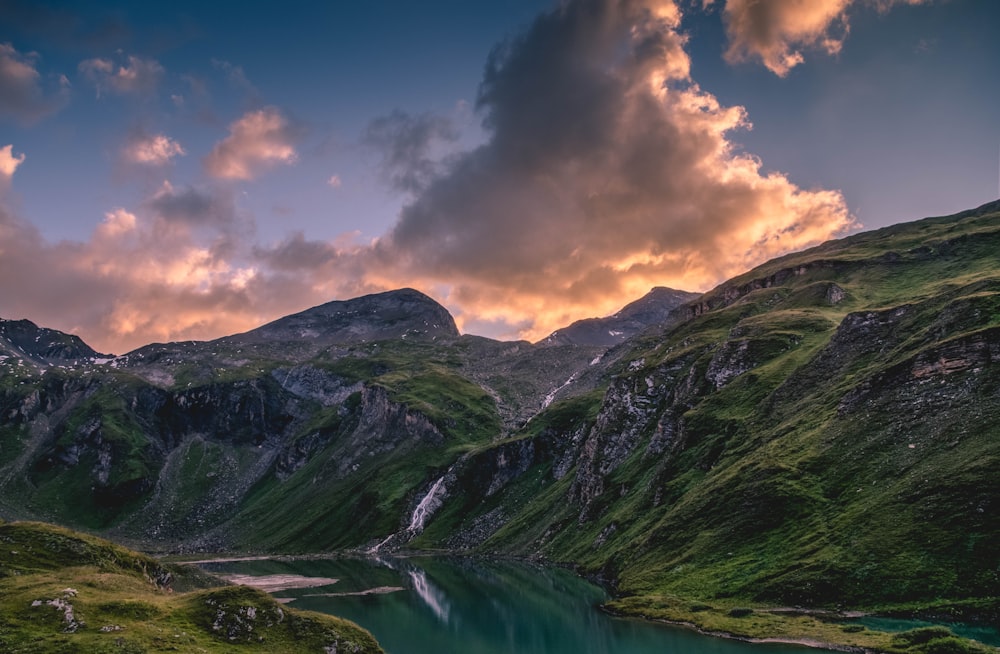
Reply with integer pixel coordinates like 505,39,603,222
410,201,1000,620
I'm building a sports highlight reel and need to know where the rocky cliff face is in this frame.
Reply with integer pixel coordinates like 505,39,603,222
227,287,459,349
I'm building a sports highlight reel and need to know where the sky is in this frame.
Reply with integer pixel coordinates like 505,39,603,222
1,0,998,354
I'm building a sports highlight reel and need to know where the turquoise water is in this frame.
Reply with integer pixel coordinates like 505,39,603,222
201,556,819,654
852,616,1000,647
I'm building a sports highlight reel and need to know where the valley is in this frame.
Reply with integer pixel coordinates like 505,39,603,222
1,201,999,652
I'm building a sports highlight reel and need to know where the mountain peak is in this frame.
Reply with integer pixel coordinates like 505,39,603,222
540,286,700,347
230,288,460,346
0,318,107,364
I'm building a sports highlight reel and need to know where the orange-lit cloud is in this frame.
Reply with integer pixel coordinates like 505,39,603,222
122,132,185,165
353,0,855,340
0,183,270,353
204,107,299,180
719,0,932,76
0,145,25,183
0,0,860,354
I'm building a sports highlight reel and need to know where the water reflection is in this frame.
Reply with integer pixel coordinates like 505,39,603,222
408,569,450,623
200,556,818,654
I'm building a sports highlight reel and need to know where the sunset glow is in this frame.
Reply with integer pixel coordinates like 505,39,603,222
0,0,997,353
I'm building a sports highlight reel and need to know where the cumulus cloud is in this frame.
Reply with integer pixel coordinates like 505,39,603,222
122,132,185,165
364,110,459,193
0,180,266,353
0,144,26,184
78,53,163,96
204,107,299,180
718,0,932,76
358,0,854,339
0,42,69,123
0,0,860,352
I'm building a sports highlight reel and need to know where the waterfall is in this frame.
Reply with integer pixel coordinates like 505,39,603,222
367,533,396,555
367,474,448,554
542,372,579,408
407,475,447,533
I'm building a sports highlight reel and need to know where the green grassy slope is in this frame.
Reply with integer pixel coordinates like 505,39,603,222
0,520,383,653
416,202,1000,646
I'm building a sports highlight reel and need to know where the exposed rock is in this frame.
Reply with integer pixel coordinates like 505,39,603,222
541,286,699,347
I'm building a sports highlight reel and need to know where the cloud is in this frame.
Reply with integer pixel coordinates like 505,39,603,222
78,53,163,96
122,132,185,165
0,0,859,353
364,110,459,193
204,107,299,180
146,181,234,228
0,181,264,354
359,0,854,339
718,0,932,76
327,174,342,188
0,42,69,123
0,144,26,183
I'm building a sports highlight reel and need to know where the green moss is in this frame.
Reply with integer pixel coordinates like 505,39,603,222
0,521,383,653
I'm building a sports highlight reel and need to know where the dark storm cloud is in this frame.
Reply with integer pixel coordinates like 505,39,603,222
363,110,459,193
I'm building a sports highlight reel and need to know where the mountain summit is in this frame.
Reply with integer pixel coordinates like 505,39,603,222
230,288,460,346
0,318,108,366
541,286,699,346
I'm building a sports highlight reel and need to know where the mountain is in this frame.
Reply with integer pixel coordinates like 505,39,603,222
408,200,1000,620
2,201,999,650
0,288,604,546
226,287,460,347
540,286,699,346
0,318,108,367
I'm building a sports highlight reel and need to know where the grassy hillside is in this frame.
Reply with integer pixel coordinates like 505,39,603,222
415,202,1000,647
0,520,383,653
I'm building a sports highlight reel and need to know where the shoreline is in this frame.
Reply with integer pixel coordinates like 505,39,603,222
599,607,876,654
172,549,994,653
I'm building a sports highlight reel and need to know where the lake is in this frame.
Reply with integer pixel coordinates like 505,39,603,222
199,556,820,654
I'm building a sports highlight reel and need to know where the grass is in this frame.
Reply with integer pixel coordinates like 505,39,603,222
406,203,1000,652
4,203,1000,653
0,521,383,653
605,596,995,653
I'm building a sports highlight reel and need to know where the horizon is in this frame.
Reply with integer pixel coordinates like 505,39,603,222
10,194,1000,357
2,0,998,354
